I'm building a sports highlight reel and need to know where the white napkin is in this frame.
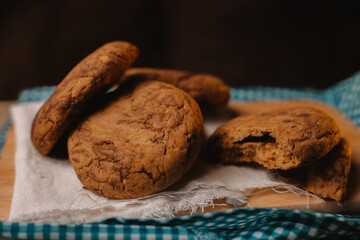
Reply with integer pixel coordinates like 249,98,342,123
9,102,312,224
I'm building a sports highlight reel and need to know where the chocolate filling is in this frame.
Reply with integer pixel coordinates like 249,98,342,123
233,132,276,144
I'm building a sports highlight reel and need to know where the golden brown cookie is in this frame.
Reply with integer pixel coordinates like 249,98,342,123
208,107,340,170
121,68,230,105
31,41,139,155
67,81,203,199
306,138,351,204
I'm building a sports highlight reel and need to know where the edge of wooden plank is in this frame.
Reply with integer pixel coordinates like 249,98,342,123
0,127,15,221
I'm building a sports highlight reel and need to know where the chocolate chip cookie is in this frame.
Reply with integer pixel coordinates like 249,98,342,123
306,138,351,204
31,41,139,155
208,107,341,170
67,81,203,199
121,68,230,105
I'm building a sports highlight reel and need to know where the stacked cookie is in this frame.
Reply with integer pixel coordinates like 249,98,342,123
120,68,230,105
31,41,230,199
208,108,351,204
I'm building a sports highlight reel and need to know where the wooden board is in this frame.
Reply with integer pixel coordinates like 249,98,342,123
1,100,359,221
0,126,15,220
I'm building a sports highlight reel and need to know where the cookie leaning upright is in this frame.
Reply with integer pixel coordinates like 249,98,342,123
306,138,351,204
31,41,139,155
208,107,341,170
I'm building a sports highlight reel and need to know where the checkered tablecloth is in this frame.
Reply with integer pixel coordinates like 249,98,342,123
1,208,360,239
1,73,360,239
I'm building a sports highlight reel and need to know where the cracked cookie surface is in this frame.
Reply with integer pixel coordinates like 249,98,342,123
208,107,340,170
31,41,139,155
121,68,230,105
68,81,203,199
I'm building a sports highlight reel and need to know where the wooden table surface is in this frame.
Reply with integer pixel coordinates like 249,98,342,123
0,101,13,130
0,101,14,221
1,100,359,221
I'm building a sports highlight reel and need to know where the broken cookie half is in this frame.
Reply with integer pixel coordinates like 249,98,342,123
208,107,341,170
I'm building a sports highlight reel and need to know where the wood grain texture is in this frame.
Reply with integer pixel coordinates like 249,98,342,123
0,127,15,221
0,100,359,221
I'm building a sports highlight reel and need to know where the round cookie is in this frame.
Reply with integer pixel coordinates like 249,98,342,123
208,107,340,170
67,81,203,199
31,41,139,155
121,68,230,105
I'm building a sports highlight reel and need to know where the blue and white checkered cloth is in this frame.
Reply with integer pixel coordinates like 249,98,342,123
1,73,360,239
1,208,360,239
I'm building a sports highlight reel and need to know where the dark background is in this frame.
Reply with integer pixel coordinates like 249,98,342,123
1,0,360,99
